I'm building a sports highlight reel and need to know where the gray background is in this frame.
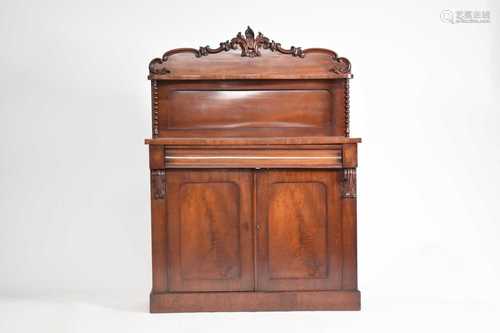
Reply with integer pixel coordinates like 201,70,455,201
1,0,499,331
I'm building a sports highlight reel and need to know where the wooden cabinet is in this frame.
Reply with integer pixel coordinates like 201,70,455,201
146,27,361,312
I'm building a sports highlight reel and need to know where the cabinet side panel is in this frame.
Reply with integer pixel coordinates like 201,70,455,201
341,168,358,289
331,79,347,136
150,169,167,293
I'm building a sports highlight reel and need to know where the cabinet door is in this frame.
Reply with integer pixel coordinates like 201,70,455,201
166,170,254,292
256,170,342,291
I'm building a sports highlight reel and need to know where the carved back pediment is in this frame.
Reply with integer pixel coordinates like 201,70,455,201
148,26,351,79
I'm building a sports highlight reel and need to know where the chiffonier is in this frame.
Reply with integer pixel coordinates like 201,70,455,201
145,27,361,312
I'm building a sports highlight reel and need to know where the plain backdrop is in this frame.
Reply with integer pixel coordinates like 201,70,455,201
1,0,499,331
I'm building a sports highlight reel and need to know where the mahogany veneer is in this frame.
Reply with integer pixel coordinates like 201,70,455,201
145,27,361,312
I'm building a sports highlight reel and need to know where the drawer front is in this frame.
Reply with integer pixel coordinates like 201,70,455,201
164,149,342,168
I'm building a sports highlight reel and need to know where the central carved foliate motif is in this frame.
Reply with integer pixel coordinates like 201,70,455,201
232,26,269,57
198,26,304,58
232,26,302,58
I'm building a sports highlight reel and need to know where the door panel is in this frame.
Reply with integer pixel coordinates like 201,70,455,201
179,182,241,280
256,170,342,291
166,170,254,292
267,182,328,279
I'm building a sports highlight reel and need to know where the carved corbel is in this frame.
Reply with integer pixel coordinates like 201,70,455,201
151,170,166,200
342,169,356,198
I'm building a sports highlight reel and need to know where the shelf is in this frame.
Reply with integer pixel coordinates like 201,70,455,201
145,136,361,146
148,73,353,80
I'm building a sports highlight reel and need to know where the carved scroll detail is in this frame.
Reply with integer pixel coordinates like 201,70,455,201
344,78,350,137
152,80,159,137
151,170,166,200
330,56,351,74
342,169,356,198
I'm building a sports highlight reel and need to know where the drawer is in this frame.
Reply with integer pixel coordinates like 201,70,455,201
164,149,342,168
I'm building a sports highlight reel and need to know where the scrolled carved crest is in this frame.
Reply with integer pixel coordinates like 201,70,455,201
149,26,351,75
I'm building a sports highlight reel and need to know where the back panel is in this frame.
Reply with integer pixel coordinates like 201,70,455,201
156,80,346,137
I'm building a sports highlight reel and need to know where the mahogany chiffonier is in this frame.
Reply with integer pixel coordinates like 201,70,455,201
145,27,361,312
